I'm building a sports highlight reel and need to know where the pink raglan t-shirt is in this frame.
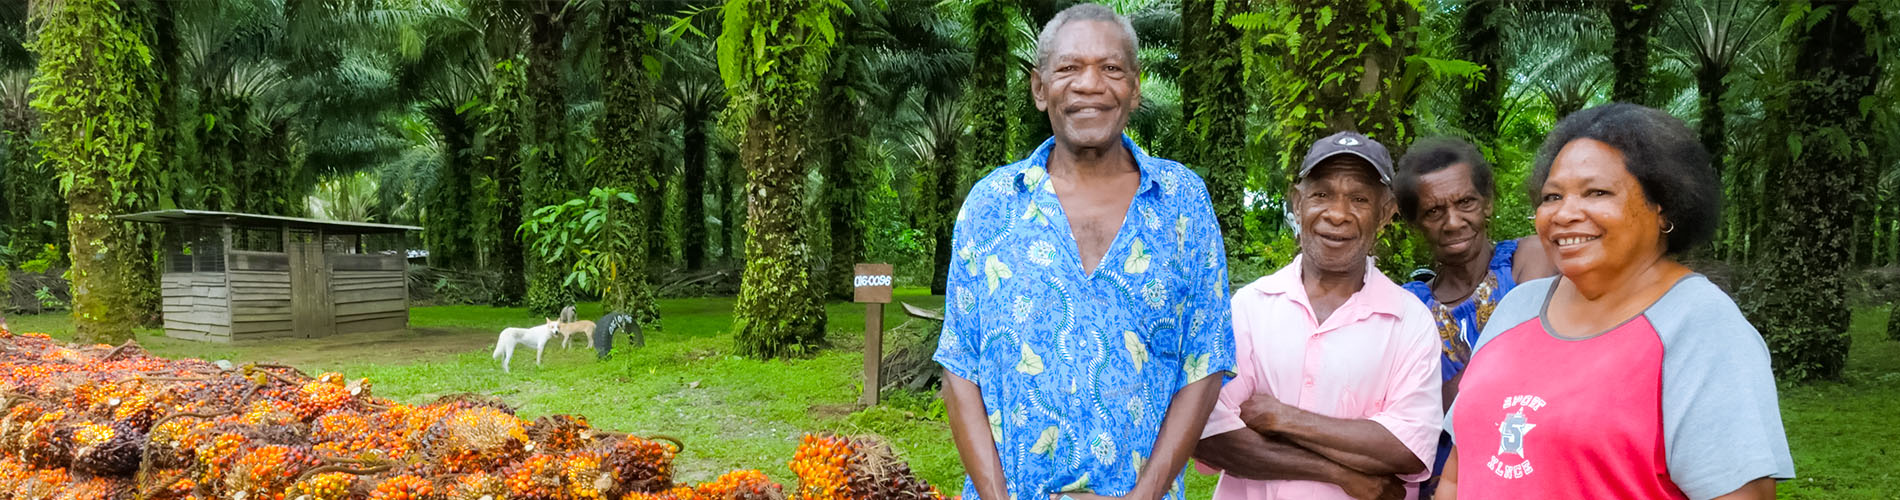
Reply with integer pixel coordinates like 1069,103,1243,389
1447,275,1795,500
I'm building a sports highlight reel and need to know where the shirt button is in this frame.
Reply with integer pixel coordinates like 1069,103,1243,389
1304,377,1315,387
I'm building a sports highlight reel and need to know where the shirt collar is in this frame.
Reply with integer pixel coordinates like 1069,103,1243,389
1253,254,1414,321
1014,135,1161,195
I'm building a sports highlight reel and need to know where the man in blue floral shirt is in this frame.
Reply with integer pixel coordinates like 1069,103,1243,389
933,5,1234,500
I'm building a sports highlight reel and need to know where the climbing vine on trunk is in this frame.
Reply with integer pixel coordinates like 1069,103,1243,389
29,0,160,343
718,0,841,359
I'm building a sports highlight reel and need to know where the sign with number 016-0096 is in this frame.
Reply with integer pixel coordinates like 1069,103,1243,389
853,263,894,304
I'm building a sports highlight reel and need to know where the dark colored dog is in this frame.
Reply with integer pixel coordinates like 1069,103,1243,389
591,312,643,360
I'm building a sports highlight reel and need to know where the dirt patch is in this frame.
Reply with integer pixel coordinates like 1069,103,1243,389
143,326,501,370
808,403,863,421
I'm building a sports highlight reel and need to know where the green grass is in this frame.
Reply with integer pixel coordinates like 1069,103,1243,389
7,294,1897,498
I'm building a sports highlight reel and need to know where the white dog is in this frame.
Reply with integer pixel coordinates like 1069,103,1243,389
492,318,561,373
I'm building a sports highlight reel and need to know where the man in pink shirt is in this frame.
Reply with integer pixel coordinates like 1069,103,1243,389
1193,132,1442,500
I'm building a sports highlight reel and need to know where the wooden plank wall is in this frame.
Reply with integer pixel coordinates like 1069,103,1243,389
161,271,231,341
227,251,298,340
330,253,407,335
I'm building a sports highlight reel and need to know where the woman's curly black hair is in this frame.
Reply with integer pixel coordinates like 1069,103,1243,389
1394,137,1495,223
1528,103,1721,254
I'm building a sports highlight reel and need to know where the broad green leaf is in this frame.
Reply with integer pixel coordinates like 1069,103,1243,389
1123,239,1151,274
1030,426,1060,455
1056,473,1090,493
1123,330,1148,371
985,255,1013,293
1184,353,1211,380
1016,343,1045,376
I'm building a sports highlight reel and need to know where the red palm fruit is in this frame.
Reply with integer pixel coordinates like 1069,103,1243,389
371,475,438,500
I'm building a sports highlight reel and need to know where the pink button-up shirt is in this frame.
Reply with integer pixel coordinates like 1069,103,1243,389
1199,256,1442,500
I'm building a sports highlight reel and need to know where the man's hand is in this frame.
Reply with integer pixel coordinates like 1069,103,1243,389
1333,472,1405,500
1238,392,1293,434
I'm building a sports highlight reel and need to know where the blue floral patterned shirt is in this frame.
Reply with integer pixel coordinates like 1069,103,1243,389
933,136,1236,500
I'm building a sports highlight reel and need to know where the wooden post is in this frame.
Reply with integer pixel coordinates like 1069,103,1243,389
853,263,894,406
862,302,883,405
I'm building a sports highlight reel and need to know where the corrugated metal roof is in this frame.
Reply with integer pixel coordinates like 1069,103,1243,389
117,210,421,234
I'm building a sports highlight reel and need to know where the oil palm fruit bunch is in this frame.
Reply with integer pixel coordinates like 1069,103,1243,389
790,434,943,500
286,471,358,500
224,444,322,495
296,379,354,420
22,410,76,468
526,414,592,454
71,420,145,475
442,471,507,500
418,406,529,472
624,486,707,500
505,453,567,500
600,436,680,496
697,470,785,500
561,449,612,499
370,474,438,500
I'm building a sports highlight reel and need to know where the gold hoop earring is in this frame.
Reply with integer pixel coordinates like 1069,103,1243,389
1662,221,1676,234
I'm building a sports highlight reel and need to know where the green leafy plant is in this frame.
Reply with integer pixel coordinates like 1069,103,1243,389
32,286,64,311
520,187,642,307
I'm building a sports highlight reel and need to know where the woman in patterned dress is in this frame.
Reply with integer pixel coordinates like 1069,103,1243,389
1391,138,1555,498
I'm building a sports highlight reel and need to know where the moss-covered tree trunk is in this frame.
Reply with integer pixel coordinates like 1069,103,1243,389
682,107,710,271
1608,1,1664,106
1180,0,1249,260
965,0,1012,176
1272,0,1419,161
1747,0,1877,381
523,0,574,315
721,0,833,359
488,58,529,307
30,0,158,343
719,146,742,264
818,13,869,301
599,1,661,328
423,105,479,269
1455,0,1502,144
2,95,56,264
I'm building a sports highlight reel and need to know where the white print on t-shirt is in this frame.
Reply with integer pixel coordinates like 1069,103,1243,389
1488,394,1545,480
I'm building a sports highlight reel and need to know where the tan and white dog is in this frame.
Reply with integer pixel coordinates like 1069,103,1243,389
557,320,595,349
492,318,561,373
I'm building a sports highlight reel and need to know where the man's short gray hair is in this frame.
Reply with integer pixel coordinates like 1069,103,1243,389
1034,3,1141,75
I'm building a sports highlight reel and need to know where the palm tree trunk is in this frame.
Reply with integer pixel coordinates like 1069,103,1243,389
682,108,709,271
930,140,960,296
1456,0,1502,143
965,0,1013,176
1750,0,1877,381
720,146,742,263
1180,0,1249,262
425,109,479,269
1608,0,1664,105
523,0,573,315
489,59,529,307
32,0,156,343
599,0,661,328
724,0,832,359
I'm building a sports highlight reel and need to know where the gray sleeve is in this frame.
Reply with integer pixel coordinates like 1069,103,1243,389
1652,277,1796,500
1444,276,1554,446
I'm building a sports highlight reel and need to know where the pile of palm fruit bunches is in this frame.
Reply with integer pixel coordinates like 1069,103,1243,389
0,325,944,500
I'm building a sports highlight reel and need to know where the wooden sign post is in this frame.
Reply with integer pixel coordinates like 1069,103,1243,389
853,263,894,405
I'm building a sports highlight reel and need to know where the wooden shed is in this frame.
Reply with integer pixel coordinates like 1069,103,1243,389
119,210,420,342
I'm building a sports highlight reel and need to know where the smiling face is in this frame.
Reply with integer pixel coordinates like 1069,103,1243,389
1031,20,1140,152
1414,163,1493,265
1295,160,1395,276
1534,138,1667,280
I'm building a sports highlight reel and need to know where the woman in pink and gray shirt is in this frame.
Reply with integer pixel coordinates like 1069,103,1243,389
1441,104,1794,499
